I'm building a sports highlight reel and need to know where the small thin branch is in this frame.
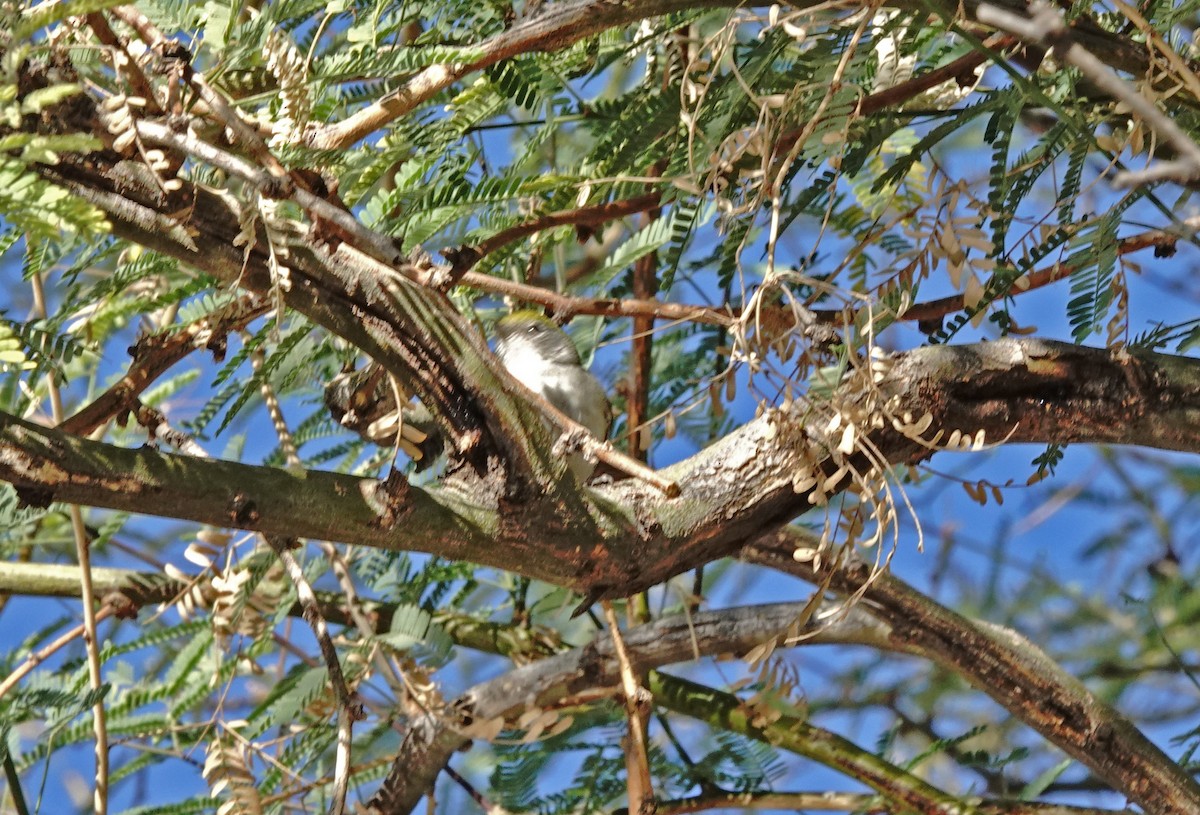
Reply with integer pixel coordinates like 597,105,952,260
61,295,266,437
106,6,164,53
1110,158,1200,189
0,607,118,702
460,271,737,328
250,343,356,815
2,746,31,815
859,34,1011,116
602,601,655,814
305,0,741,151
502,370,679,496
320,541,407,692
627,177,663,461
134,120,404,267
0,560,571,662
83,13,163,115
977,1,1200,186
442,764,490,811
262,536,359,815
444,193,662,281
775,33,1011,157
1111,0,1200,108
32,268,109,815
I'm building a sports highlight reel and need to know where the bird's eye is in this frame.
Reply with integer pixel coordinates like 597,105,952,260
527,324,539,334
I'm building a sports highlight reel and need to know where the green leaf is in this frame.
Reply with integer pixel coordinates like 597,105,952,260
1020,758,1073,800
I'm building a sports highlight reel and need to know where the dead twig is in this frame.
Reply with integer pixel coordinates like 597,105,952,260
602,600,656,815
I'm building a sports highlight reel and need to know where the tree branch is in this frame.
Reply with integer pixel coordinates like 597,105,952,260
639,790,1130,815
0,560,565,657
364,602,893,815
445,193,662,280
61,294,267,437
304,0,741,150
6,339,1200,597
977,2,1200,187
744,531,1200,815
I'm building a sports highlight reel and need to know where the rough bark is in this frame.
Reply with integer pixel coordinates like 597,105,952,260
5,338,1200,597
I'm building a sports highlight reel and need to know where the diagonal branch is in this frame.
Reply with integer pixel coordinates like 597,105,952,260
744,530,1200,815
977,1,1200,187
444,193,662,280
305,0,741,151
61,294,267,437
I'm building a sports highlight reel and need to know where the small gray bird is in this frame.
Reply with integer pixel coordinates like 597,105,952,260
493,310,611,480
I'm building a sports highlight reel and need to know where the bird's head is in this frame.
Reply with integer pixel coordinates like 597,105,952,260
494,311,582,367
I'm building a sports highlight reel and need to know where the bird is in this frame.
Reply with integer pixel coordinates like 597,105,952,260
493,310,611,480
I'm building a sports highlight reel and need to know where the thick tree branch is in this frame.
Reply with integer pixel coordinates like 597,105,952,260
5,339,1200,598
640,791,1128,815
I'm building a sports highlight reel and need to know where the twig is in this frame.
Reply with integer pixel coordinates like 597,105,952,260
859,34,1010,116
0,560,573,663
627,169,664,462
1111,0,1200,109
442,764,491,811
0,607,117,701
1107,159,1200,188
31,268,109,815
505,370,679,496
977,1,1200,187
263,537,359,815
61,295,266,437
602,600,656,815
305,0,727,151
893,215,1195,325
250,347,358,815
774,36,1010,159
444,193,662,281
134,120,403,267
2,746,31,815
461,271,737,328
83,13,163,115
